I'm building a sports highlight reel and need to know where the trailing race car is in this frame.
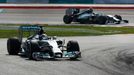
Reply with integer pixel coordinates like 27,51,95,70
63,8,129,24
7,25,81,60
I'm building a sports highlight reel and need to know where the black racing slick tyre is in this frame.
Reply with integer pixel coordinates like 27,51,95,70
7,38,21,55
63,15,73,24
67,41,80,52
67,41,81,60
97,16,107,24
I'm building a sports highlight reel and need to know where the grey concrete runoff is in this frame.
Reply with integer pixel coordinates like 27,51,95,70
1,34,134,75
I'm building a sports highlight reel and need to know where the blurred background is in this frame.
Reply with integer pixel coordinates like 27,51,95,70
0,0,133,4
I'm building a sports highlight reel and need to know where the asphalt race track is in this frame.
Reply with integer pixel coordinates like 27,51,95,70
1,34,134,75
0,9,133,26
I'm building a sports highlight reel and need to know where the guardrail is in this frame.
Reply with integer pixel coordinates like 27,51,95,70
0,4,134,9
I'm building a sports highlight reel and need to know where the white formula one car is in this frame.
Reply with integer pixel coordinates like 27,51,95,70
7,25,81,60
63,8,129,24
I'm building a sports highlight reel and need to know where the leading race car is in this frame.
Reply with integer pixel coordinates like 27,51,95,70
7,25,81,60
63,8,129,24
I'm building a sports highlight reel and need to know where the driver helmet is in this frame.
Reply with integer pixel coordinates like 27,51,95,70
87,8,93,13
73,8,80,14
38,26,44,35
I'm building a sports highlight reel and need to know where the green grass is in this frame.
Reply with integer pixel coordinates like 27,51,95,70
0,30,18,38
45,25,134,36
0,25,134,38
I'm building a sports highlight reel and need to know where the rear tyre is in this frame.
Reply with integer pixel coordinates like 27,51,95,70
63,15,73,24
7,38,21,55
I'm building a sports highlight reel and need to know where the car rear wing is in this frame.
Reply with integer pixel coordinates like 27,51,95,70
18,25,42,42
19,25,41,31
65,8,80,15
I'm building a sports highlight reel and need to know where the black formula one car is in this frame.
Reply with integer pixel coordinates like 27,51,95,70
63,8,129,24
7,25,81,60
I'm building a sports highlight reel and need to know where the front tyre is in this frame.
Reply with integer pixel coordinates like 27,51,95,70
7,38,21,55
67,41,81,60
97,16,107,24
67,41,80,52
63,15,73,24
